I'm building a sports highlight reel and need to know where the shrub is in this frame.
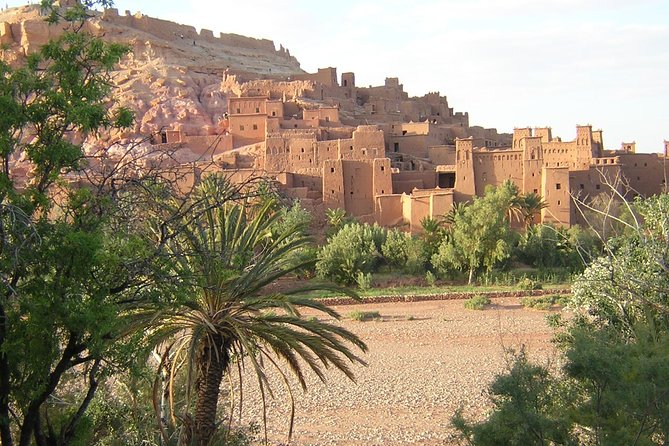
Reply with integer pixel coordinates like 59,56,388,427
518,277,542,291
316,223,386,285
348,310,381,321
464,294,491,310
521,295,571,310
425,270,437,287
382,229,428,274
356,271,373,290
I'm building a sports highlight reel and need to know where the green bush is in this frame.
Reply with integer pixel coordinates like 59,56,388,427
517,277,543,291
316,223,386,285
381,229,428,274
348,310,381,321
464,294,491,310
356,271,373,290
520,295,571,310
425,270,437,287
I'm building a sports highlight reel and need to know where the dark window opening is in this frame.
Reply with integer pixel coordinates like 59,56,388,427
236,108,240,113
556,183,562,190
580,184,585,189
255,107,260,113
252,124,258,130
330,167,335,173
596,184,601,190
380,166,385,171
558,200,561,206
160,132,167,144
393,142,399,152
438,172,456,188
240,125,245,131
534,189,538,194
272,111,276,116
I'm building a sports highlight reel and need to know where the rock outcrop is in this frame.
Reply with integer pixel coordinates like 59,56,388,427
0,3,305,147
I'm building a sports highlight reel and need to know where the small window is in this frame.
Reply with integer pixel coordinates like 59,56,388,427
350,145,354,151
255,107,260,113
557,200,561,206
580,184,585,190
533,189,538,194
556,183,562,190
637,177,640,181
236,108,240,113
325,116,330,122
331,190,335,194
330,167,335,173
381,189,385,194
239,125,245,131
380,166,385,171
252,124,258,130
272,111,276,116
596,184,601,190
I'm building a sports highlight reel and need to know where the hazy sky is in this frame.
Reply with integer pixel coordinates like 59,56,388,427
7,0,669,152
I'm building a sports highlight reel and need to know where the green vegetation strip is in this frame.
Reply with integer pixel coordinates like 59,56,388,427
317,287,571,306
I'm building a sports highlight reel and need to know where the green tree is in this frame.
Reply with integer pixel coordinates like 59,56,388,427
148,176,367,445
432,185,513,284
0,2,147,444
519,192,548,228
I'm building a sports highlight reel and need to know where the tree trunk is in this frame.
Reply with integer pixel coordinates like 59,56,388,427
468,266,475,285
193,334,230,446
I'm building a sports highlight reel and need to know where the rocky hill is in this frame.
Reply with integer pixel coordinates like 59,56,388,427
0,2,305,145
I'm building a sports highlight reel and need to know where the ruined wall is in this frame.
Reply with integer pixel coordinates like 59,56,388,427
293,67,338,87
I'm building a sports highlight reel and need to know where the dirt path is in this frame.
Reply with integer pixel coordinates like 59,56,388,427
240,297,564,445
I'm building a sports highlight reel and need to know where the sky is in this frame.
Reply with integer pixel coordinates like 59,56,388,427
7,0,669,152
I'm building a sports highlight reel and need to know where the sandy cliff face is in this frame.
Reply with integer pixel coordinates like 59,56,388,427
0,3,305,146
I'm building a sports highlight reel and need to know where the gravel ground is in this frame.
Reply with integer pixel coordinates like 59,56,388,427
235,297,564,445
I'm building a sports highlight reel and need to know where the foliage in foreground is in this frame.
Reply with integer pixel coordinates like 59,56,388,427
146,176,368,445
454,194,669,445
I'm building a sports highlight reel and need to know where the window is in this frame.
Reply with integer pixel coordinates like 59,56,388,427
596,184,601,190
272,111,276,116
556,183,562,190
580,184,585,190
330,167,335,173
236,108,240,113
557,200,561,206
239,125,245,131
381,189,384,194
325,117,330,122
380,166,385,171
534,189,538,194
252,124,258,130
255,107,260,113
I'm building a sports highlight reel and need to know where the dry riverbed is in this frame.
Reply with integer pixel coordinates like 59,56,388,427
238,297,564,445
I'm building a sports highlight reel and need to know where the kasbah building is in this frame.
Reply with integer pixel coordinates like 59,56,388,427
155,66,669,232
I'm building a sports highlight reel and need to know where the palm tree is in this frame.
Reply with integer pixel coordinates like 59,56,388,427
520,192,548,228
148,176,367,445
